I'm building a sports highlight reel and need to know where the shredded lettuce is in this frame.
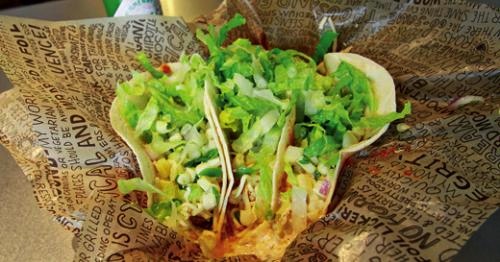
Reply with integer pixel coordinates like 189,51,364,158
288,57,412,173
135,97,159,135
150,132,185,155
355,102,412,129
219,107,252,133
118,178,165,195
227,95,277,117
217,13,246,46
147,202,171,220
232,110,280,153
157,180,178,201
312,30,338,63
196,14,246,57
118,97,140,128
332,61,376,114
136,52,164,79
256,163,273,216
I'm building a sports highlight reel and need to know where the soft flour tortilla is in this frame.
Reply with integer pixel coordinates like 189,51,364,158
321,52,396,215
271,108,296,212
110,98,157,207
203,79,234,239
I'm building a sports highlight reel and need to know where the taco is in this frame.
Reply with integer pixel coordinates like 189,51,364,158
194,14,302,256
110,52,231,254
276,52,412,238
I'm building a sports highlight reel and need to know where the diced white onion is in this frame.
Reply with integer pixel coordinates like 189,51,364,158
169,132,183,142
177,173,192,186
183,142,201,160
197,177,213,192
285,146,303,163
299,162,316,174
201,192,217,210
155,120,170,134
317,163,329,176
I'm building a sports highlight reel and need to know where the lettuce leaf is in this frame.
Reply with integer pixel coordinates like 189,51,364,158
196,14,246,57
150,132,185,155
312,30,338,63
196,25,219,57
220,107,252,133
135,97,159,135
355,102,412,129
227,95,277,118
136,52,164,79
332,61,376,115
217,13,246,46
147,201,173,220
232,110,279,153
118,177,165,195
257,166,272,211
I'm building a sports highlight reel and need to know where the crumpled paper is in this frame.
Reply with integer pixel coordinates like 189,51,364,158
0,0,499,261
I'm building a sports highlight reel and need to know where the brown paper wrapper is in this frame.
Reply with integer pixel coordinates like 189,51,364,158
1,1,499,261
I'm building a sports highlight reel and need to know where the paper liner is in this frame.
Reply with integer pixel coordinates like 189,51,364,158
0,1,499,260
